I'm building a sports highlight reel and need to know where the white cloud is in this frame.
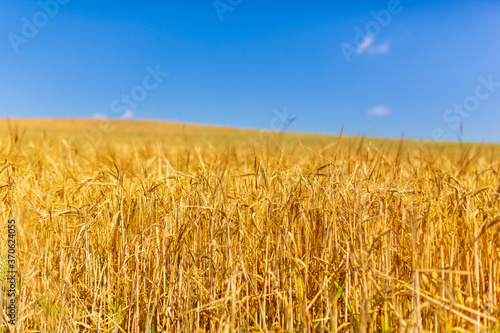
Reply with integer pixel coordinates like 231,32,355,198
367,105,391,116
92,113,107,119
121,110,134,119
369,42,390,54
356,35,390,55
356,35,375,54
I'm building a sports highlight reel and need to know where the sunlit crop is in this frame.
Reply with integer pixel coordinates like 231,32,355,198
1,119,499,332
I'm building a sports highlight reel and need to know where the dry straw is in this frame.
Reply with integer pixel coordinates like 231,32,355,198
1,120,500,332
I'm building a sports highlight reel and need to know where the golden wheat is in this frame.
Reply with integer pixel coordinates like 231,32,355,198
1,119,499,332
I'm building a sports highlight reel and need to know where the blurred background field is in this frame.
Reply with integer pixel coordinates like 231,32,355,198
2,118,497,155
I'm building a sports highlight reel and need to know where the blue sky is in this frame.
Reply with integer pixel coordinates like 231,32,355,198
1,1,500,142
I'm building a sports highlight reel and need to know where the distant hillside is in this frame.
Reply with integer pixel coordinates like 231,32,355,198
1,118,498,158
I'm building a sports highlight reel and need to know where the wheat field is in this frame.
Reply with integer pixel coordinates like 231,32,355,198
1,119,499,332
